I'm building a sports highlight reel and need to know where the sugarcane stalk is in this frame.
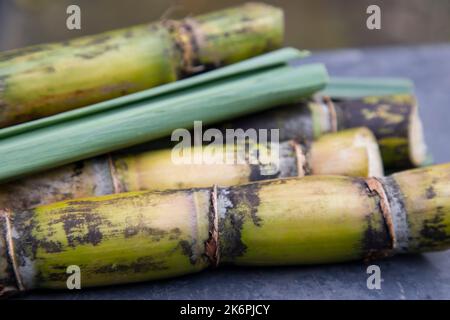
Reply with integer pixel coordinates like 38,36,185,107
0,62,328,184
219,93,427,170
331,95,428,170
0,128,382,213
0,2,284,128
308,127,383,177
1,163,448,296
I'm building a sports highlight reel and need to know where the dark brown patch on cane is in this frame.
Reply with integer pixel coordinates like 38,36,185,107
82,35,112,47
75,44,120,60
0,45,48,62
71,161,85,178
218,206,247,262
123,224,173,242
418,208,450,250
425,186,436,199
179,239,198,265
52,212,111,247
334,97,411,139
123,30,134,38
94,256,169,274
39,240,63,253
10,210,39,263
218,183,263,262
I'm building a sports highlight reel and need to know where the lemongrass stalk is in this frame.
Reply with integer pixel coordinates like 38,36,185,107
0,128,382,213
220,93,427,170
1,163,448,296
321,77,414,98
0,2,284,128
0,63,328,184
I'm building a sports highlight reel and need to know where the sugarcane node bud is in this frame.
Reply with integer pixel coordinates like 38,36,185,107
204,185,220,267
365,178,396,257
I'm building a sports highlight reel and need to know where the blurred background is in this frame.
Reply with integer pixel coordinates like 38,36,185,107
0,0,449,51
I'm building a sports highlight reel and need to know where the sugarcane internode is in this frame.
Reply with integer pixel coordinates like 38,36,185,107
1,163,448,296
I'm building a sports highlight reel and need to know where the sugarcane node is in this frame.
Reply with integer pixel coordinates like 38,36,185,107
321,96,338,132
289,140,306,177
0,208,25,294
365,178,396,253
205,185,220,267
163,19,200,76
107,153,124,194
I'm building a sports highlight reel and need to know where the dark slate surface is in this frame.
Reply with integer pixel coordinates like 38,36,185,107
21,45,450,300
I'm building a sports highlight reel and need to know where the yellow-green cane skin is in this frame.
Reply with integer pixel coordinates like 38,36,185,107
2,190,211,291
0,3,283,128
0,176,389,293
191,3,283,67
218,177,389,265
383,163,450,253
2,164,449,295
0,25,180,128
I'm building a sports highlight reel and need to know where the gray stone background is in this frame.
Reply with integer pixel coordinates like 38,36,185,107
0,0,449,299
1,0,450,51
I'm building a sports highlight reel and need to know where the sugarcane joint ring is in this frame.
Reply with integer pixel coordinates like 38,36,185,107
365,178,396,252
289,140,306,177
0,209,25,294
322,96,338,133
204,185,220,267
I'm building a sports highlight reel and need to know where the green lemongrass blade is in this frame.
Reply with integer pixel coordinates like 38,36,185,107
0,63,328,183
320,77,414,98
0,48,306,140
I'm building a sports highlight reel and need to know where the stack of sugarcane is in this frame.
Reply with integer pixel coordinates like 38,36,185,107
0,2,448,297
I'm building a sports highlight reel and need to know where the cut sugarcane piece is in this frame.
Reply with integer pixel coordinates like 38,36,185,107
329,94,428,169
309,127,383,177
